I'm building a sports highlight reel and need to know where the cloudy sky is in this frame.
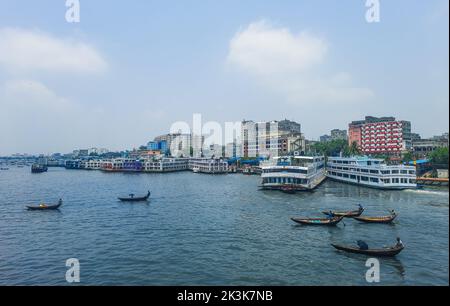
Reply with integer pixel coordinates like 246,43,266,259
0,0,448,155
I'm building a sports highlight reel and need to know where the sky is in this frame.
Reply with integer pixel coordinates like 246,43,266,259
0,0,448,155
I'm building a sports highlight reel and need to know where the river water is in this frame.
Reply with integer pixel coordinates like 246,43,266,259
0,167,448,285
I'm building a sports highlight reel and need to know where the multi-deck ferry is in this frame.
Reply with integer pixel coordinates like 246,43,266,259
260,156,326,192
327,156,417,190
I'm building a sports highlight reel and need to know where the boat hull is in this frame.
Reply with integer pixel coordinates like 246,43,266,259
354,215,397,224
332,244,404,257
291,216,344,226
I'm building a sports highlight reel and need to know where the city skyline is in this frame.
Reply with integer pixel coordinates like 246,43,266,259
0,0,449,155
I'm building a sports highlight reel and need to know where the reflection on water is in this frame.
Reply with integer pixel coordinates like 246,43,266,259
0,167,448,285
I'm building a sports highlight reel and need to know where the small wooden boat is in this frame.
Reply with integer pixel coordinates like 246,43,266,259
332,241,404,257
354,213,397,224
291,216,344,226
118,191,150,202
27,199,62,211
280,186,297,194
323,207,364,218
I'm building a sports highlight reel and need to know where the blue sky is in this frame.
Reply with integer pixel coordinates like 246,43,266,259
0,0,448,154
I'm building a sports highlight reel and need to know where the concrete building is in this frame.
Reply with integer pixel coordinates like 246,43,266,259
320,135,332,142
241,119,304,158
331,129,348,141
348,116,411,155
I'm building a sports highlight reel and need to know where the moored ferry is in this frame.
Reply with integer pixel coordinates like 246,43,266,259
260,156,326,192
327,156,417,190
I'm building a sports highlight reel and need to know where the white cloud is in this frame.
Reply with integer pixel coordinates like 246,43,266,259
227,20,374,106
0,27,107,74
228,20,327,76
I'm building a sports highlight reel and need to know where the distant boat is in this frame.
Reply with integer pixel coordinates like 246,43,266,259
291,216,344,226
0,167,9,170
354,212,398,224
31,164,48,173
193,167,200,173
27,199,63,211
322,206,364,218
118,191,151,202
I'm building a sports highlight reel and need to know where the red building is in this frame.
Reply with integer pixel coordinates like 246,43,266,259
348,117,409,155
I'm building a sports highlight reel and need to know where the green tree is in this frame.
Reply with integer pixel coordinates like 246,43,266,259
402,151,413,163
429,147,449,165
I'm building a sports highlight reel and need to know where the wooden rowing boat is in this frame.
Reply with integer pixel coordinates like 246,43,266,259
354,213,397,224
27,199,62,211
331,242,404,257
322,207,364,218
118,191,151,202
291,216,344,226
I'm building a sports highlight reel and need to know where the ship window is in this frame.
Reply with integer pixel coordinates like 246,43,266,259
392,170,399,174
343,174,349,178
370,170,379,174
392,178,399,183
361,176,369,181
409,170,415,175
401,170,408,174
370,177,379,183
361,169,369,173
350,175,357,180
381,170,390,175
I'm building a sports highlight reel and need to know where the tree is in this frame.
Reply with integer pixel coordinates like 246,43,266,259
402,151,413,163
429,147,449,165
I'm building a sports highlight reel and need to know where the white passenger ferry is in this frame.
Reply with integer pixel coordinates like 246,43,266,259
260,156,326,192
327,156,417,190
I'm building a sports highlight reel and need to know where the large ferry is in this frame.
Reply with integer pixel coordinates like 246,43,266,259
327,156,417,190
260,156,326,192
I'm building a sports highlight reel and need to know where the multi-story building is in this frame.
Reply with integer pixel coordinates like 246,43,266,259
412,136,449,157
348,116,411,155
331,129,348,141
320,135,332,142
241,119,304,158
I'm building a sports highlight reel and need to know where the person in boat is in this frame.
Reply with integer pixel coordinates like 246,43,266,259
391,209,397,216
327,211,335,219
358,204,364,211
396,237,404,248
357,240,369,250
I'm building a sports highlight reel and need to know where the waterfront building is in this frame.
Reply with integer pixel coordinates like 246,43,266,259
202,144,223,159
331,129,348,141
147,141,160,151
241,119,304,158
327,156,417,190
189,158,229,174
320,135,332,142
225,141,242,159
412,136,449,158
260,155,326,191
348,116,412,155
65,160,85,169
